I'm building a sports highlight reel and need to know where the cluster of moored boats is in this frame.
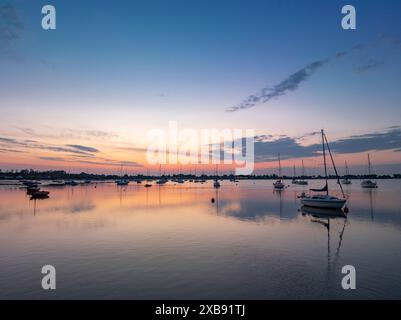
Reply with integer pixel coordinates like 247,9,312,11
114,177,217,188
18,130,379,212
274,130,378,210
22,181,50,199
20,179,93,199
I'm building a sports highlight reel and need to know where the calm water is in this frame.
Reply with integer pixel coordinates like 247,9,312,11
0,180,400,300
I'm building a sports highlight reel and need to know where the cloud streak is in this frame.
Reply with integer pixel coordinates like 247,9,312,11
355,59,384,73
66,145,99,153
227,59,329,112
38,156,143,168
227,35,400,112
0,136,100,157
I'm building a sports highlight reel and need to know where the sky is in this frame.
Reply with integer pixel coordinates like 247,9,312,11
0,0,401,175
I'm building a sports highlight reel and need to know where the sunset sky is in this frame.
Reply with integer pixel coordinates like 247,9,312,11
1,0,401,175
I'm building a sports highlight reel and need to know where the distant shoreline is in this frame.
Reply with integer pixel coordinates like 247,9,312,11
0,170,400,181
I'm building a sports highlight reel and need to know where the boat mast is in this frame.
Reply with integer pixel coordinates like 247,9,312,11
368,154,372,176
302,160,305,177
278,153,282,178
321,130,328,195
323,131,345,198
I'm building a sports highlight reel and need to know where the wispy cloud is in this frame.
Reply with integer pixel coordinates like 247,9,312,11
0,137,17,143
38,156,143,168
231,126,401,162
66,145,99,153
227,35,400,113
0,136,99,156
15,127,118,140
355,59,384,73
0,147,25,153
227,59,329,112
329,127,401,154
0,134,144,168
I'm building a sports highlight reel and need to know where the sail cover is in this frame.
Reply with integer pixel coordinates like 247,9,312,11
310,184,328,192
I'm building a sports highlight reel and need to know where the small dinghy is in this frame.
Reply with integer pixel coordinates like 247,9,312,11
26,187,40,195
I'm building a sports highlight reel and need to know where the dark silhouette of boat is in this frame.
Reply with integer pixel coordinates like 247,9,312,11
30,190,50,200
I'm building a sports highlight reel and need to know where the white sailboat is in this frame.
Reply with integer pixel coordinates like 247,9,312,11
156,164,167,185
273,153,285,190
361,154,378,188
300,130,346,209
342,160,352,185
297,160,308,185
291,165,299,184
116,163,129,186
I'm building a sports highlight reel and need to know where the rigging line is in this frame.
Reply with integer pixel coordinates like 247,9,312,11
321,130,328,195
323,132,346,199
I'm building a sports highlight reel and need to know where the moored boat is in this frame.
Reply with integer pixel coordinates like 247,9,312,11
30,190,50,199
273,154,285,190
342,160,352,185
300,194,346,209
361,154,378,188
300,130,346,209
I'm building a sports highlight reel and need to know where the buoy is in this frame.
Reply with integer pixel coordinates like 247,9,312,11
211,198,215,203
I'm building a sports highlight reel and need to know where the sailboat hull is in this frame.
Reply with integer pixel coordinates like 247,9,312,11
301,196,346,209
361,181,377,188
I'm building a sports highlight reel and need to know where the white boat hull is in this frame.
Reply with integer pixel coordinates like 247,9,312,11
301,197,346,209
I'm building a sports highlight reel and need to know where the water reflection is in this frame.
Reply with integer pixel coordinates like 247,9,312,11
0,180,401,299
300,206,348,274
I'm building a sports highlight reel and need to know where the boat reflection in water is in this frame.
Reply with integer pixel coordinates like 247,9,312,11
300,206,348,274
300,206,347,219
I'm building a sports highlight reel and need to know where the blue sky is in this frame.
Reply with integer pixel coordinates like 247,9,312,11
1,0,401,173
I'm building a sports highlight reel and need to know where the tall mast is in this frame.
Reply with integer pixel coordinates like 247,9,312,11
321,129,328,195
302,160,305,177
293,165,296,178
278,153,282,178
323,131,345,199
345,160,349,176
368,154,371,176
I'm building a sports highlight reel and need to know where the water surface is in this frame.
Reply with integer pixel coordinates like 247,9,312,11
0,180,400,299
